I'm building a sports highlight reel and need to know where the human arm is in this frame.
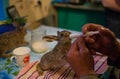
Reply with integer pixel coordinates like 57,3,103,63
66,36,99,79
101,0,120,12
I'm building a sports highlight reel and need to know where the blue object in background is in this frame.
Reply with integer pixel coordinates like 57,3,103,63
0,71,14,79
0,0,9,21
0,24,16,34
0,2,5,20
54,0,61,2
0,58,19,79
0,58,14,79
54,0,70,3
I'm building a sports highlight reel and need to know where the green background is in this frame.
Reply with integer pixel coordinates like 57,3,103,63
57,7,105,31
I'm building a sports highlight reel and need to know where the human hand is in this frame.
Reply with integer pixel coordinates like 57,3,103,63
82,23,120,60
66,36,96,78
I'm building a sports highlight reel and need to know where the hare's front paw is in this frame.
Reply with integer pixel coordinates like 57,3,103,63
36,63,44,75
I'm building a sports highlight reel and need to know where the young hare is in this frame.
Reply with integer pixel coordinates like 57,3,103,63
0,21,27,58
37,30,71,75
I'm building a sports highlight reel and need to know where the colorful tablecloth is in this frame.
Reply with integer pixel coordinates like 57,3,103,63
16,55,108,79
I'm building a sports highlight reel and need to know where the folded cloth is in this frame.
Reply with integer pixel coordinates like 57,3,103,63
16,55,108,79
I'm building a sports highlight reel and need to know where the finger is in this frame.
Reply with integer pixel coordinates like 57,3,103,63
99,27,116,39
89,49,96,55
76,36,87,49
67,39,79,57
70,39,79,51
85,37,95,44
76,36,90,55
66,39,80,62
82,23,104,34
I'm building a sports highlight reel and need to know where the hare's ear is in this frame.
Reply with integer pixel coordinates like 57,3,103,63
57,31,60,35
42,35,57,42
57,31,62,39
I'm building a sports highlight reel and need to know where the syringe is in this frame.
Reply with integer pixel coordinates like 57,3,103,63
70,31,99,38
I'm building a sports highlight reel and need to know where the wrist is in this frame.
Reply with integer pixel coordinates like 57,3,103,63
80,74,99,79
77,70,96,78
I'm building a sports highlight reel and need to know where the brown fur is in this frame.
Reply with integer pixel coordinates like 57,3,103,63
0,22,27,58
37,30,71,75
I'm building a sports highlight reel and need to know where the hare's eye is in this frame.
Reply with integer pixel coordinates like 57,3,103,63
60,33,64,36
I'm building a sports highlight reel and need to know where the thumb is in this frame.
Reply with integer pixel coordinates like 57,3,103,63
76,36,89,54
77,36,87,49
68,38,79,53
